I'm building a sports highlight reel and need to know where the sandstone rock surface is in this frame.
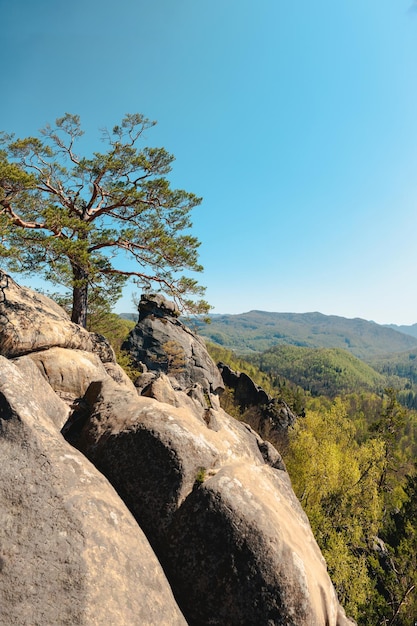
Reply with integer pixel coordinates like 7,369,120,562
0,271,94,356
219,361,298,433
76,373,354,626
0,356,186,626
122,293,224,396
166,464,347,625
22,346,108,402
12,354,71,429
0,276,355,626
0,270,115,363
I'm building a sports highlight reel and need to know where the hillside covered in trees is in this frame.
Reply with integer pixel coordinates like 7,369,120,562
193,311,417,358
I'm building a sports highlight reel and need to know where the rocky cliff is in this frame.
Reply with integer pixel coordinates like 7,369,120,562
0,272,355,626
217,362,298,442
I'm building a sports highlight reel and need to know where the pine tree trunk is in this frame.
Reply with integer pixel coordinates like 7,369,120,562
71,264,88,328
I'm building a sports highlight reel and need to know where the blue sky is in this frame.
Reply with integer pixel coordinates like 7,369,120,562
2,0,417,324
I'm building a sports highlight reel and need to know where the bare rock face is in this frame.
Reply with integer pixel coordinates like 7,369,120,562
166,465,349,626
103,361,137,392
0,356,186,626
11,354,71,430
0,271,93,356
0,270,115,363
76,376,354,626
20,347,108,403
0,277,355,626
140,372,212,420
218,362,297,433
75,377,269,539
122,293,224,397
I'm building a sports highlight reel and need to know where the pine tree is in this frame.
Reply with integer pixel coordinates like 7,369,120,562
0,113,208,327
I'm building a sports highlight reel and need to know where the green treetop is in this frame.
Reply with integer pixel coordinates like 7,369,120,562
0,113,209,327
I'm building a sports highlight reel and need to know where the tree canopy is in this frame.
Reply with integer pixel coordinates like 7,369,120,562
0,113,209,327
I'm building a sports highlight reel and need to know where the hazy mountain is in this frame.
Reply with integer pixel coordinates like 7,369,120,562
120,312,138,322
384,322,417,339
193,311,417,359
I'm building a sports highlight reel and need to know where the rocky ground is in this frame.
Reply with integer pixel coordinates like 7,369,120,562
0,270,355,625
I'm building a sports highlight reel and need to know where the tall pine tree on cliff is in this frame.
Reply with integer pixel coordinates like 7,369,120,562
0,113,208,327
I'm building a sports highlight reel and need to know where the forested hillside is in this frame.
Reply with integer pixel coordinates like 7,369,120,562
194,311,417,358
369,349,417,410
199,312,417,412
251,345,388,397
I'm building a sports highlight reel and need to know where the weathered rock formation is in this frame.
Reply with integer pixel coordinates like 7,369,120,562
0,276,186,626
217,362,298,452
0,273,355,626
122,293,224,396
0,270,103,359
218,361,298,432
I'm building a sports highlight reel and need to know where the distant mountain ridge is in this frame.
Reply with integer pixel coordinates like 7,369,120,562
384,322,417,339
192,310,417,359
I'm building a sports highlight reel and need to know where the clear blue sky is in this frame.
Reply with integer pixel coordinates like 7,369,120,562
2,0,417,324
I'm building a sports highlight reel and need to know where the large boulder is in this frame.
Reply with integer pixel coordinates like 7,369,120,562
75,376,354,626
0,270,115,363
15,347,135,405
18,347,108,403
165,464,348,626
122,293,224,397
0,356,186,626
11,354,71,430
140,372,218,420
0,271,93,356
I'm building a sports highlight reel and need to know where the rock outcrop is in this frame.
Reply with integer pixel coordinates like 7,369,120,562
0,271,95,357
122,293,224,396
219,362,298,425
0,272,355,626
76,381,345,624
218,362,298,443
0,357,186,626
